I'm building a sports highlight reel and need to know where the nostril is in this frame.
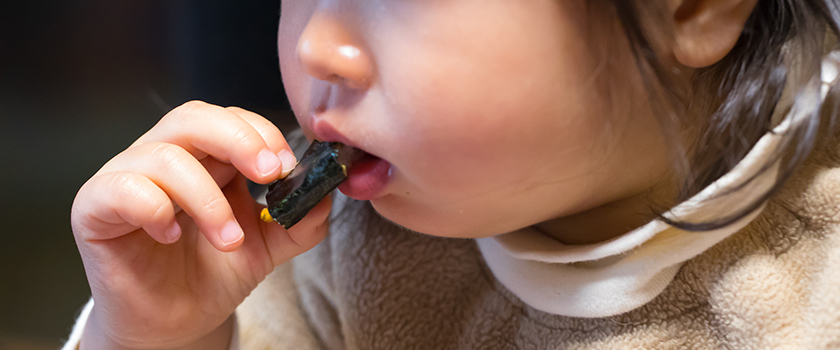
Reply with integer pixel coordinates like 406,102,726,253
325,74,341,83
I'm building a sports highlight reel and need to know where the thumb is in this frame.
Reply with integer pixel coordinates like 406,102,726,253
259,195,332,266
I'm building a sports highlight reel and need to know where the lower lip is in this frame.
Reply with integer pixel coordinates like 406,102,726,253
338,155,392,201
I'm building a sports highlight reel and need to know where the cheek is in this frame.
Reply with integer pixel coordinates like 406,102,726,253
362,2,619,236
277,1,315,115
376,76,612,237
391,97,606,203
379,56,603,204
370,0,605,193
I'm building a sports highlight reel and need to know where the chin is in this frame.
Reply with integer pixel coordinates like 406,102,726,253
370,195,495,239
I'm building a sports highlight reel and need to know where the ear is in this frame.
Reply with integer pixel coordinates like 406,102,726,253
670,0,760,68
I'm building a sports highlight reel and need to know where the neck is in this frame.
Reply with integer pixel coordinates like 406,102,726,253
534,181,677,246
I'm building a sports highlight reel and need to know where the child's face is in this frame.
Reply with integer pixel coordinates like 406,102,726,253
278,0,673,238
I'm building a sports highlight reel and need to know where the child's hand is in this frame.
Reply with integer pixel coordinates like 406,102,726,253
70,101,330,350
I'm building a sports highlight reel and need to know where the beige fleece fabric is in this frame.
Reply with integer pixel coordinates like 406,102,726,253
235,120,840,349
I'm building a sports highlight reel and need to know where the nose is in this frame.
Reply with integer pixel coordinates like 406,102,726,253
296,12,374,90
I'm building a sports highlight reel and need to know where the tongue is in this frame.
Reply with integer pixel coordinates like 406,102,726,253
348,153,381,176
338,151,391,200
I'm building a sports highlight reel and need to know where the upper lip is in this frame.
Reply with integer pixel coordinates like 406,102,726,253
309,115,363,151
308,116,387,164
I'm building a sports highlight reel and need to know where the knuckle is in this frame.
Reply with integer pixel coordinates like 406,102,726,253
99,172,141,205
147,194,173,223
200,195,229,217
108,173,159,221
259,122,284,142
229,125,262,151
108,171,140,193
225,106,246,114
179,100,210,113
167,100,211,123
147,143,189,171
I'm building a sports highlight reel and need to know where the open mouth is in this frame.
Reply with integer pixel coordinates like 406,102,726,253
261,141,391,228
339,147,392,201
308,119,391,200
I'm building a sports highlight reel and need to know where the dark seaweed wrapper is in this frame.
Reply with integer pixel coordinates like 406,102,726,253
264,141,355,229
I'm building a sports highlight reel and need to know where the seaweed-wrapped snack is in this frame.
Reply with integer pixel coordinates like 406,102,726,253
261,141,357,229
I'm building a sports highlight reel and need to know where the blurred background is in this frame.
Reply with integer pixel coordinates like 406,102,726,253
0,1,296,348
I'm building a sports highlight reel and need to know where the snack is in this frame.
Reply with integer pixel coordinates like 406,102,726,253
261,141,357,229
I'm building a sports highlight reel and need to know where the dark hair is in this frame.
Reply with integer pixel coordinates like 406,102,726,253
607,0,840,231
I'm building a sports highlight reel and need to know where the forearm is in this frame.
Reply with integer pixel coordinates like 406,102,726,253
78,305,235,350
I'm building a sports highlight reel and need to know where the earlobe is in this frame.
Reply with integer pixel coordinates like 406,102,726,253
671,0,760,68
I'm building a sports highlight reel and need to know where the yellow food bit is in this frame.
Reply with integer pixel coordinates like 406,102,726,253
260,208,275,223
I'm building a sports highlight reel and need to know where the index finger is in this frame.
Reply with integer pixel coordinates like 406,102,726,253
225,106,297,178
134,101,292,184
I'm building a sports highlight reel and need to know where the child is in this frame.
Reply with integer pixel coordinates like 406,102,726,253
65,0,840,349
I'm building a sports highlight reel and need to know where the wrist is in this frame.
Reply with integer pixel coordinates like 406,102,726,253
79,306,235,350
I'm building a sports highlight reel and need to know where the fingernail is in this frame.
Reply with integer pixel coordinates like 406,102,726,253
165,221,181,243
220,221,244,245
257,149,281,177
278,150,297,177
